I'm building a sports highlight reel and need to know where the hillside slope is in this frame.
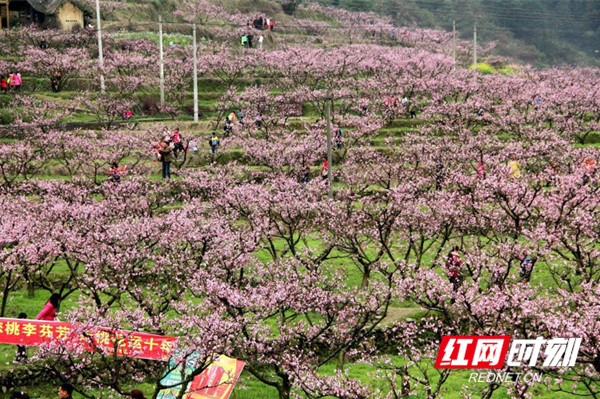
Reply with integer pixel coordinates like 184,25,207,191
312,0,600,67
105,0,599,67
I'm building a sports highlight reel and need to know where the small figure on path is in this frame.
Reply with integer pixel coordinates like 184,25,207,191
8,72,15,91
159,140,172,179
224,118,233,137
321,159,329,180
408,102,417,118
15,312,28,363
335,128,343,150
508,160,521,179
109,162,126,183
445,246,464,290
172,127,185,158
520,256,535,282
477,161,485,179
255,112,262,128
14,72,21,91
300,165,310,184
209,134,220,154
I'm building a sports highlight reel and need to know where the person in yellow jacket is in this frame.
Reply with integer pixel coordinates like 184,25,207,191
209,134,220,154
508,160,521,178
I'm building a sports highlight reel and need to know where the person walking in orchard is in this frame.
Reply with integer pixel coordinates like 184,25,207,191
159,140,172,179
8,72,15,91
15,312,28,363
36,293,60,320
321,159,329,180
520,256,535,282
172,127,185,159
508,160,521,178
209,134,220,154
445,246,464,290
227,111,237,124
14,72,22,91
224,118,233,137
109,162,127,183
335,128,344,150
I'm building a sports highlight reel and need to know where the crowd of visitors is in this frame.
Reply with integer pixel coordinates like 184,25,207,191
0,72,22,92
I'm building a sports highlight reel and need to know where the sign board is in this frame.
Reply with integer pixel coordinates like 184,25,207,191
186,355,245,399
157,353,245,399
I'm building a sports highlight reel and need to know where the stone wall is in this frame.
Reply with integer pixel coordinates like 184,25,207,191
56,1,82,30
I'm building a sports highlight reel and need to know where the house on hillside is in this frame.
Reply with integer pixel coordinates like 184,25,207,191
0,0,8,28
1,0,90,30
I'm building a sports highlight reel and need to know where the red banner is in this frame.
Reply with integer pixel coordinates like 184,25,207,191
0,318,177,361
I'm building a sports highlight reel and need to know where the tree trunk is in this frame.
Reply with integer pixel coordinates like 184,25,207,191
361,266,370,289
1,270,12,317
337,347,347,370
277,376,291,399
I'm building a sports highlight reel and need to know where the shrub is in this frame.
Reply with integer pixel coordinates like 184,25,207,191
470,62,496,75
0,108,13,125
141,96,160,116
499,66,517,75
183,103,204,118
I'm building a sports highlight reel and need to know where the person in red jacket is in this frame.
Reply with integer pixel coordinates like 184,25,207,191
0,76,7,93
477,161,486,179
8,73,15,91
109,162,127,182
321,159,329,180
36,293,60,320
445,246,464,290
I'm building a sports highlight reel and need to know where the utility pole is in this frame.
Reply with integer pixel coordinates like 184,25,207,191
159,15,165,108
326,93,333,199
192,23,198,123
95,0,105,93
452,20,456,71
473,23,477,81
